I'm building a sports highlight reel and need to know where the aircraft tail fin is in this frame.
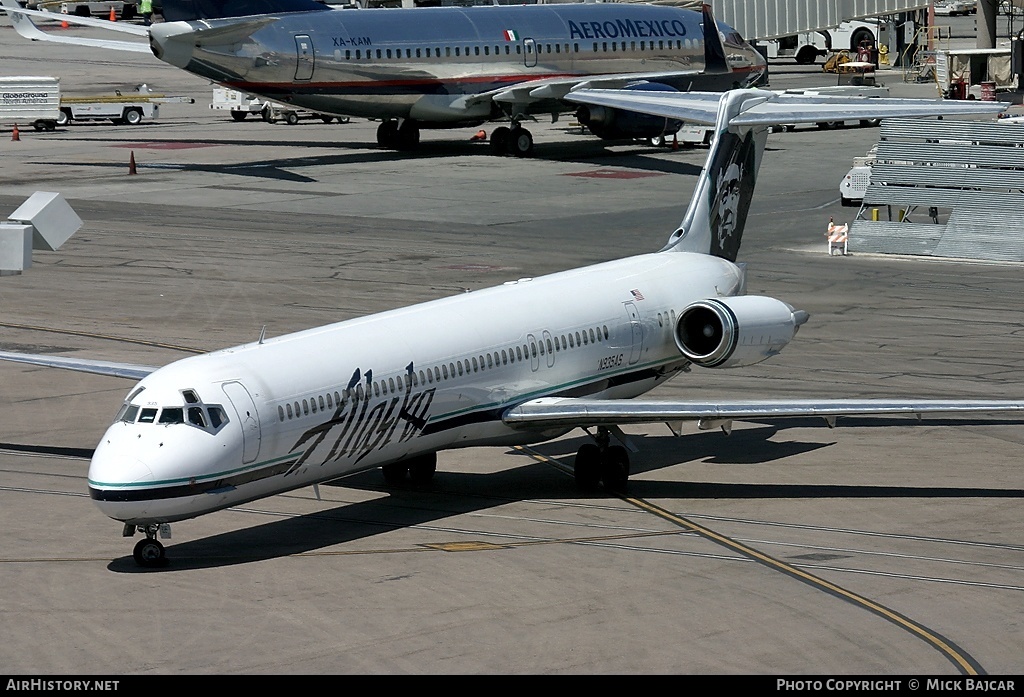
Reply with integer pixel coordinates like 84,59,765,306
701,3,729,74
565,87,1007,262
666,90,769,262
161,0,330,22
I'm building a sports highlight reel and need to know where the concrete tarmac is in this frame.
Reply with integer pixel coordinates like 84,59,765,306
0,15,1022,676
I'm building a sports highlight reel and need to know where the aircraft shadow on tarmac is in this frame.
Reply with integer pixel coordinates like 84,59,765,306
103,419,1023,573
36,133,710,182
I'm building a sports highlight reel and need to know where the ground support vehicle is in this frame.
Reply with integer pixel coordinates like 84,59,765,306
210,87,264,121
839,145,878,207
760,20,883,65
0,75,60,131
58,86,193,125
210,87,349,124
262,101,350,125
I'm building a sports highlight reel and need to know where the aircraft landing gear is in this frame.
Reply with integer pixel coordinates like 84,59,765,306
574,427,630,493
130,524,168,568
490,123,534,157
376,119,420,151
376,119,398,148
490,125,511,155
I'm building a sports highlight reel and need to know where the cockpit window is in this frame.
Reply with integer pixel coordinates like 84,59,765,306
119,404,140,423
208,406,227,429
112,390,229,433
188,406,207,427
159,407,184,424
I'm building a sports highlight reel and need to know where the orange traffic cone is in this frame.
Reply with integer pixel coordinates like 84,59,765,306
109,6,116,21
61,16,69,28
672,132,678,150
11,124,20,141
128,150,137,175
470,129,486,142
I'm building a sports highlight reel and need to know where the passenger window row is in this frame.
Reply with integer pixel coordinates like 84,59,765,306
278,324,611,422
337,40,692,62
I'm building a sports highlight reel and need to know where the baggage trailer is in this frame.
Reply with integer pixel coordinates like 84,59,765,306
0,76,60,131
57,85,194,125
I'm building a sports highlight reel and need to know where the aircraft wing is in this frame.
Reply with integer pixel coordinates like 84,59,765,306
563,89,1008,127
1,0,151,52
503,396,1024,430
0,350,156,380
455,70,705,112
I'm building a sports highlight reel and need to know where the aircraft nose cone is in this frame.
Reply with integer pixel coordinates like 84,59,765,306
149,21,196,68
89,439,155,487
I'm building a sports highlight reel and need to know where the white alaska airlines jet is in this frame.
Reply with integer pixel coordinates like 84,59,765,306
2,89,1021,569
1,0,765,154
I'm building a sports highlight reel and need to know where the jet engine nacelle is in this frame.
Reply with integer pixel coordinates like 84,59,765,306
574,82,682,141
675,296,809,369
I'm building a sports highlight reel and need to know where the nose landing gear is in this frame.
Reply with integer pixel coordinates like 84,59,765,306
126,523,169,568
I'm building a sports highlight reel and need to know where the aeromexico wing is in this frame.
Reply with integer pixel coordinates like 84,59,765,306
0,0,767,153
2,88,1022,568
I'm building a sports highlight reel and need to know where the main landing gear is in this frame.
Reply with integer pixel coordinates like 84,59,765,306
489,124,534,157
381,452,438,486
573,426,630,493
376,119,420,151
127,523,169,568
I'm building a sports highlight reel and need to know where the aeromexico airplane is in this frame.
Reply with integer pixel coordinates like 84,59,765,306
2,89,1021,568
1,0,767,154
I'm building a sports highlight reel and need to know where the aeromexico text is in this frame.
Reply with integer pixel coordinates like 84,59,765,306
568,19,690,41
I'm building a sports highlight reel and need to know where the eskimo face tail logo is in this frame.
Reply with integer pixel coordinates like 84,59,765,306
706,130,757,263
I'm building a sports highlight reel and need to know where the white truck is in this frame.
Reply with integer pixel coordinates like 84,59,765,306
0,76,60,131
760,20,883,65
210,86,350,124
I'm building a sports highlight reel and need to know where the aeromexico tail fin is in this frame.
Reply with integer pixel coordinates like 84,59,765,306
161,0,330,22
701,3,729,75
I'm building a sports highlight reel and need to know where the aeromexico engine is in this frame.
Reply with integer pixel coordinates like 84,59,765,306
675,296,810,369
574,82,683,141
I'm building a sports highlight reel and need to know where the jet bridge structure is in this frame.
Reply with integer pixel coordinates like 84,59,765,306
848,117,1024,261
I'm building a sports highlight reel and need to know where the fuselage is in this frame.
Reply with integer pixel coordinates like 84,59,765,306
149,4,767,124
88,250,744,525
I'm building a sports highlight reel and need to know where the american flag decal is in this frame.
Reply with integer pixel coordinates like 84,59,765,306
630,289,645,301
503,29,519,41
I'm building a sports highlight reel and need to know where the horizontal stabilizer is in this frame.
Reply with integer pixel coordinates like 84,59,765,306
503,397,1024,429
0,0,151,52
0,350,156,381
564,89,1008,127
